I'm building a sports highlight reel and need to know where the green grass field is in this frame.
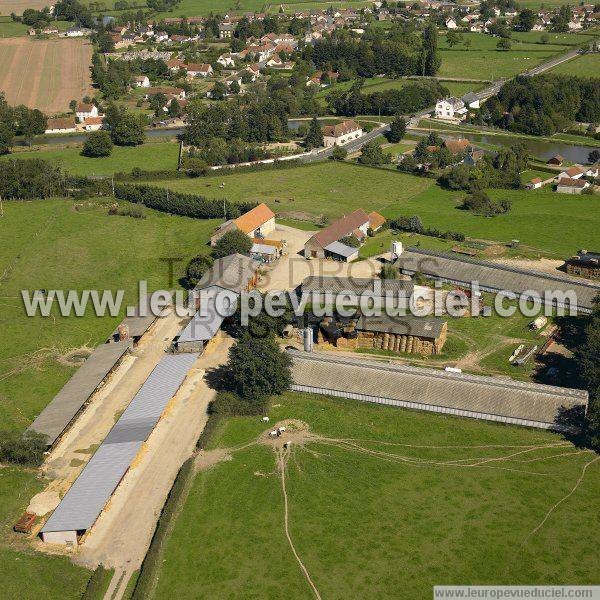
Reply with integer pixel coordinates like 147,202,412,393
152,391,600,599
155,162,432,220
0,199,218,432
156,161,600,256
0,198,220,597
546,52,600,77
383,184,600,258
0,16,28,37
3,141,180,176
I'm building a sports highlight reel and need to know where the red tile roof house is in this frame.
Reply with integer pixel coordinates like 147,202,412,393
556,177,590,194
304,209,374,259
526,177,543,189
322,120,363,147
185,63,213,78
559,165,587,180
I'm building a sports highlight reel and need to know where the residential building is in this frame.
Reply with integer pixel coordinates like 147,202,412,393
186,63,213,77
322,120,363,147
435,97,467,120
565,250,600,279
527,177,543,189
45,117,77,134
133,75,150,88
76,103,99,122
556,177,589,194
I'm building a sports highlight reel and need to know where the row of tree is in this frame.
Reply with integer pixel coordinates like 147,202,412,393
327,80,448,117
485,75,600,136
0,93,47,154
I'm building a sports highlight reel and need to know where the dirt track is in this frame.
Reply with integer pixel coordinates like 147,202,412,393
0,38,93,113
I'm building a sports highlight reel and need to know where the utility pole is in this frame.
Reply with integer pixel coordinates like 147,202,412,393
111,176,115,197
0,195,3,217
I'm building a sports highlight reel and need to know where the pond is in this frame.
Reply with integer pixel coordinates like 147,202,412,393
454,132,596,164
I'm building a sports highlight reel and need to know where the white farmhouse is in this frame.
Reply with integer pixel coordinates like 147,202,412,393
435,97,467,120
322,120,363,147
133,75,150,88
76,102,99,122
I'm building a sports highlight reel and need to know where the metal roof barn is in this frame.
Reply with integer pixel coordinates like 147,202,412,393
28,341,132,447
395,248,600,313
40,352,198,538
178,296,225,343
289,351,588,429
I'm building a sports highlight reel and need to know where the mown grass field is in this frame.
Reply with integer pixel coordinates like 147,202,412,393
155,162,432,220
156,162,600,256
0,198,220,597
3,141,180,177
0,199,218,433
546,52,600,77
0,467,92,600
436,31,580,80
383,184,600,258
152,391,600,599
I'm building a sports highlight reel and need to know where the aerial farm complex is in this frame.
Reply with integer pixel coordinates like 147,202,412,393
1,0,600,597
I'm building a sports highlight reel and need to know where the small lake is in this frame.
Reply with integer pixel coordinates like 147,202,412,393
455,132,595,164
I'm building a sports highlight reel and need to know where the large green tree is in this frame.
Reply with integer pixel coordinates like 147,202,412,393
226,333,292,403
82,130,113,157
386,116,407,143
105,104,145,146
212,229,253,259
420,22,440,76
304,116,324,150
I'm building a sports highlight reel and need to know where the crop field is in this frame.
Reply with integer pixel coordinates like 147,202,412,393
3,141,180,176
151,391,600,599
0,37,93,114
547,52,600,77
0,0,49,15
155,161,432,220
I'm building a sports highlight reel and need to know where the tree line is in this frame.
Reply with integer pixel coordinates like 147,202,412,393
327,79,448,117
484,75,600,136
0,93,47,154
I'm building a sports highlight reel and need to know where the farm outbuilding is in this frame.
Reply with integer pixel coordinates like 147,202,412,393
27,341,132,448
394,248,600,313
40,352,199,545
288,351,588,430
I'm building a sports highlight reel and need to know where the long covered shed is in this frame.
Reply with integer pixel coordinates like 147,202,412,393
394,248,600,313
40,352,198,545
27,340,132,447
289,351,588,429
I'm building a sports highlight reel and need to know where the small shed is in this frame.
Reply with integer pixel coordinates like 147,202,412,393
323,241,359,262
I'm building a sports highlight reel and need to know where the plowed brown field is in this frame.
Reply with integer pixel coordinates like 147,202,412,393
0,0,50,14
0,37,93,114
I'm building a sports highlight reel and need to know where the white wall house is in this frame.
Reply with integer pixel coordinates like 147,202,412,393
445,17,458,28
435,97,467,120
322,120,363,147
133,75,150,88
76,103,99,122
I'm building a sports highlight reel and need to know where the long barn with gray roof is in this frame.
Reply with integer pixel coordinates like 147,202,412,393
394,248,600,313
289,351,588,429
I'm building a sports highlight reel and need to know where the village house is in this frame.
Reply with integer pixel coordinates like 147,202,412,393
45,117,77,134
527,177,543,190
445,17,458,28
435,97,467,120
219,22,235,38
217,53,235,67
547,154,564,166
133,75,150,88
186,63,213,78
461,92,480,110
565,250,600,279
76,103,99,122
83,116,104,132
322,120,363,147
558,165,587,180
144,87,186,101
556,177,590,194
